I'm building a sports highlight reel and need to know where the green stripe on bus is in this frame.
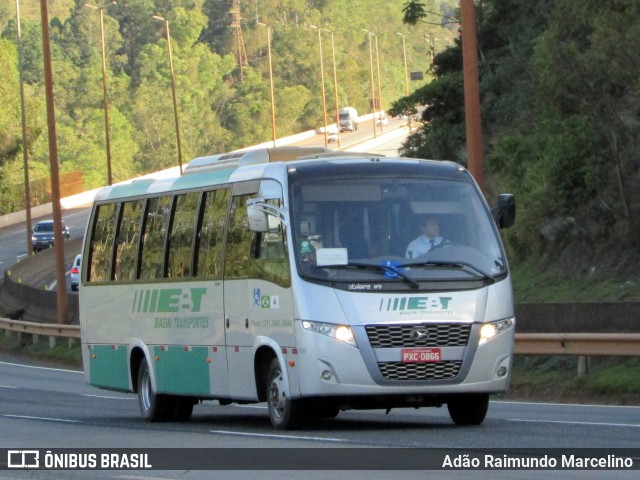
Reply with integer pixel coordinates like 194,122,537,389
104,179,156,200
89,345,129,391
170,169,235,190
153,346,211,396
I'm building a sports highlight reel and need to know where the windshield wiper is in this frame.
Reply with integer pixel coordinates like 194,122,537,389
319,262,419,289
400,260,494,282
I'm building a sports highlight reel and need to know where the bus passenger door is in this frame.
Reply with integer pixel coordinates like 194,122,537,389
224,187,294,401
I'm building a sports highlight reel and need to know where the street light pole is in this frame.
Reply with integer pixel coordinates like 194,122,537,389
328,30,341,148
397,32,409,96
363,30,377,138
257,21,277,147
85,3,113,185
374,33,384,131
153,15,183,175
310,25,328,147
15,0,33,254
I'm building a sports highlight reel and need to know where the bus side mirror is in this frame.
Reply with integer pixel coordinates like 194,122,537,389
493,194,516,229
247,200,269,232
247,199,280,232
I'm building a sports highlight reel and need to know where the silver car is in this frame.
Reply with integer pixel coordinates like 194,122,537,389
70,254,81,291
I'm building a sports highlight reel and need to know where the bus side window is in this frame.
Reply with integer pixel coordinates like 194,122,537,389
167,192,200,278
195,188,229,279
139,196,172,280
225,194,292,288
88,203,118,283
252,199,290,288
224,195,252,279
113,200,144,282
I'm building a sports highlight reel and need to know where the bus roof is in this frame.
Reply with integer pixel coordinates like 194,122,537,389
91,147,464,202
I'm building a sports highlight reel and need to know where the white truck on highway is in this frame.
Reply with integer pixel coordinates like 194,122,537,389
339,107,358,132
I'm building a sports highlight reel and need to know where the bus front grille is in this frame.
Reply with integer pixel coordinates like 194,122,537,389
378,361,462,381
365,323,471,348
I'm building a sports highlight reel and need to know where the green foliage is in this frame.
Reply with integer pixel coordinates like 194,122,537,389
510,356,640,403
0,0,436,209
393,0,640,277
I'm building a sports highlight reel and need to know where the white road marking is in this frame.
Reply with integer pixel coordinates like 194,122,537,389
209,430,346,442
3,414,80,423
508,418,640,428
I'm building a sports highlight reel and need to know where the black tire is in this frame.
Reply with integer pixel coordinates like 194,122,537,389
266,358,304,429
171,397,195,422
447,393,489,425
137,357,173,422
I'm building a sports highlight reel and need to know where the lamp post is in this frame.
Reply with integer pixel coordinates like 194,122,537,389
363,29,377,137
309,25,328,147
15,0,33,254
85,2,113,185
374,33,384,131
257,21,277,147
328,29,341,148
153,14,183,175
397,32,409,96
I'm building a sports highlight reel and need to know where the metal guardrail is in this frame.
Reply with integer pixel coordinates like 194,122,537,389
0,317,639,356
514,332,640,357
0,317,79,349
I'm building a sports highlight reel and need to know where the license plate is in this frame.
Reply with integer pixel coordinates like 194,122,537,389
401,348,441,363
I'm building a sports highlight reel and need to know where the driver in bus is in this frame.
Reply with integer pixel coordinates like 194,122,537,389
405,216,445,259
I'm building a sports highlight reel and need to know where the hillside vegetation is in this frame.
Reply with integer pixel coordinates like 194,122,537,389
393,1,640,287
0,0,454,211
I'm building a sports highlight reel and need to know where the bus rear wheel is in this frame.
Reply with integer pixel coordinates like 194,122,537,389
447,393,489,425
138,357,174,422
266,358,304,429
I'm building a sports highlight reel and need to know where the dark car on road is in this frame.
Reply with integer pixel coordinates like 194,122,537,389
31,219,70,253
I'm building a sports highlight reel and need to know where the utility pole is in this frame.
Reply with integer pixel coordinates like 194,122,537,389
460,0,484,189
39,0,68,324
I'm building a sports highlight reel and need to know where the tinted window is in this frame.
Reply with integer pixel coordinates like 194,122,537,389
195,189,229,279
224,183,290,288
167,192,200,278
139,196,172,280
35,222,53,232
88,203,118,282
114,200,144,282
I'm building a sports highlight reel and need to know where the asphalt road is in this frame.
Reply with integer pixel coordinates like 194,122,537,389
0,359,638,479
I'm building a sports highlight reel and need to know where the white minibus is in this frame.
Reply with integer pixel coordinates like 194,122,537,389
79,147,516,429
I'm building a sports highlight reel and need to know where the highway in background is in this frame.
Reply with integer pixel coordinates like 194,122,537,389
0,122,410,283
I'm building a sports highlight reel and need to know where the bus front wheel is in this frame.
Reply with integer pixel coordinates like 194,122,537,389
447,393,489,425
266,358,304,430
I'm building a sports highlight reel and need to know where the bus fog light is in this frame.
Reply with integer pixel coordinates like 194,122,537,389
497,366,507,377
321,370,332,381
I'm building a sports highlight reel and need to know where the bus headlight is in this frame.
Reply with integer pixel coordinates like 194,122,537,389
301,320,357,348
479,318,514,346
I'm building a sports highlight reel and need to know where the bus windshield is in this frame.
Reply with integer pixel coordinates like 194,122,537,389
289,173,506,286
